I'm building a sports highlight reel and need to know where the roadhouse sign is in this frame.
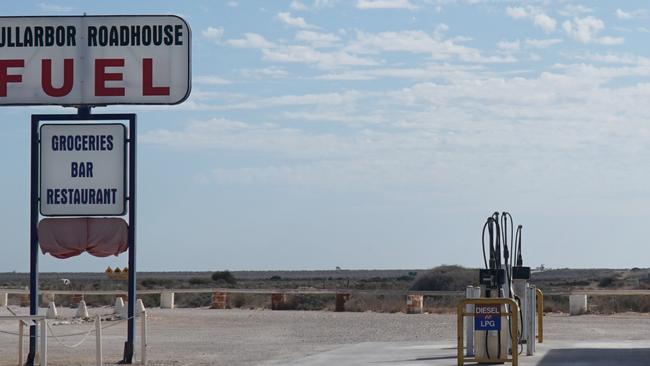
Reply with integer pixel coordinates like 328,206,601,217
0,15,190,106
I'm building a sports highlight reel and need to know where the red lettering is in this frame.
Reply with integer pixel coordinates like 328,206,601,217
142,58,170,96
0,59,24,97
42,59,74,97
95,59,125,96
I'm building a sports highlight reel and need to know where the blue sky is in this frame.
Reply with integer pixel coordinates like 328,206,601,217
1,0,650,272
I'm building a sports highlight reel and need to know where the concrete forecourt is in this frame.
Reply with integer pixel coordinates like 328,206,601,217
1,308,649,365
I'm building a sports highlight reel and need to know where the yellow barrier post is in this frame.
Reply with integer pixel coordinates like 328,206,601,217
536,288,543,343
457,298,519,366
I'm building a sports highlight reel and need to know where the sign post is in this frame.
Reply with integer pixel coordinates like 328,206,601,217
0,14,190,365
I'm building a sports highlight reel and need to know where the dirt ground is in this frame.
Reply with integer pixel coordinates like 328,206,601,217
1,307,650,365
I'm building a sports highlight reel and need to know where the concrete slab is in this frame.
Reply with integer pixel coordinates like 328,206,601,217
281,340,650,366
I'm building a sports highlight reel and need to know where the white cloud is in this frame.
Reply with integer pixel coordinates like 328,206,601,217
498,40,520,51
616,8,648,20
356,0,418,10
193,75,231,85
295,30,341,47
227,33,275,48
505,6,527,19
558,4,592,17
506,6,556,33
262,46,378,69
290,0,309,10
525,38,563,48
314,0,338,8
570,52,650,66
203,91,368,110
240,67,289,79
202,26,224,44
227,33,375,69
38,2,73,12
534,13,557,33
277,12,318,29
562,17,624,45
597,36,625,46
346,30,516,63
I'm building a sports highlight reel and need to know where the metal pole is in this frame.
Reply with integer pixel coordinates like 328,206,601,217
27,116,40,366
122,115,137,363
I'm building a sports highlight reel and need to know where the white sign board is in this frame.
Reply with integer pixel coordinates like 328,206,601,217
40,123,126,216
0,15,190,105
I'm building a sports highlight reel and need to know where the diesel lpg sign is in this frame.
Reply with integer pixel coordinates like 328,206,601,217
0,15,190,105
474,304,501,331
40,123,126,216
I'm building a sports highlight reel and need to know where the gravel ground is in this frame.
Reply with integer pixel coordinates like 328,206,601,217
1,308,650,365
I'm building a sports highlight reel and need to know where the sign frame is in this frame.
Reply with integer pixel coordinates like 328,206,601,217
39,122,128,217
0,14,192,106
29,110,138,364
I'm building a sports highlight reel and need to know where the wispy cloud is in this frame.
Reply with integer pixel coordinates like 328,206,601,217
295,30,341,48
616,8,648,20
506,6,556,33
193,75,231,85
356,0,418,10
202,26,225,44
525,38,563,48
38,2,73,12
290,0,309,11
277,12,318,29
562,16,624,45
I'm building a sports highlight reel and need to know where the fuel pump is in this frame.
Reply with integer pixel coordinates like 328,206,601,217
472,211,536,362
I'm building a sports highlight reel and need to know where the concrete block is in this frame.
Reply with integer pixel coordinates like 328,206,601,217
42,292,55,306
161,291,175,309
71,294,84,306
406,294,423,314
114,297,125,315
136,299,146,314
46,302,58,319
76,300,89,319
20,287,29,307
335,293,350,312
211,292,228,309
0,292,7,306
569,294,588,315
271,293,287,310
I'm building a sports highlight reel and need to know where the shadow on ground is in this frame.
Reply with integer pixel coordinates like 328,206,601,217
539,348,650,366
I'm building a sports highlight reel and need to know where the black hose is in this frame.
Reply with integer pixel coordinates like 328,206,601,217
482,219,490,269
492,212,501,269
516,225,523,267
487,218,496,269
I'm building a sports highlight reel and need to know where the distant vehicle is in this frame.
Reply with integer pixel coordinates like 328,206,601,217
61,278,71,285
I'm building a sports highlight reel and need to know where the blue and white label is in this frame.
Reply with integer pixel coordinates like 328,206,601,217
474,304,501,331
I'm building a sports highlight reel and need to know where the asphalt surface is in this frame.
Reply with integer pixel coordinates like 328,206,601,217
0,308,649,365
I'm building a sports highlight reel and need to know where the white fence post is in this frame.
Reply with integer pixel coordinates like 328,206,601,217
141,310,147,365
40,319,47,366
96,315,103,366
18,321,24,366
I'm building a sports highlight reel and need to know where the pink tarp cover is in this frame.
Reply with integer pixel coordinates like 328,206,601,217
38,218,128,259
